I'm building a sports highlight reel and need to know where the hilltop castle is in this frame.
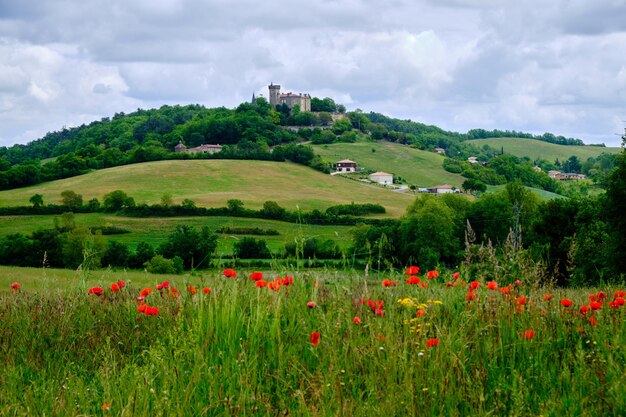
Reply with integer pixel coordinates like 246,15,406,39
268,83,311,112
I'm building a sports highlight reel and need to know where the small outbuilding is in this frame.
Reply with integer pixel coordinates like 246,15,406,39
370,172,393,185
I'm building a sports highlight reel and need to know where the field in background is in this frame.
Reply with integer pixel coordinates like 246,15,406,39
312,140,465,187
0,160,415,217
0,214,356,255
468,138,621,161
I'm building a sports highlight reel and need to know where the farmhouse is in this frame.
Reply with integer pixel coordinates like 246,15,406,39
548,170,586,181
430,184,459,194
174,141,222,154
370,172,393,185
434,148,445,154
468,156,479,164
336,159,357,173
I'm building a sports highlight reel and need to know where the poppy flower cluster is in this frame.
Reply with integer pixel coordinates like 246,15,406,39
88,287,104,296
382,279,397,287
223,269,237,278
361,298,385,316
426,270,439,280
137,304,159,316
10,282,21,291
425,338,440,348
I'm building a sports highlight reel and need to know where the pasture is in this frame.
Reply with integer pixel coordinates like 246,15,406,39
312,140,466,187
467,138,621,162
0,266,624,415
0,160,415,217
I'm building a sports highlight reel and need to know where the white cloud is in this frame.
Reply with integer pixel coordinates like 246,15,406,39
0,0,625,147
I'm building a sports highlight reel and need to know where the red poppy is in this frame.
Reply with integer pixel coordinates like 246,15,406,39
580,305,589,316
117,280,126,288
465,291,477,301
588,316,598,326
405,266,420,275
249,271,263,281
589,301,602,310
268,280,280,291
140,288,152,297
310,331,320,346
523,330,535,340
469,281,480,290
10,282,21,291
425,338,440,348
452,272,460,280
88,287,104,296
169,288,179,299
405,275,421,285
101,403,111,411
381,279,396,287
223,269,237,278
110,283,120,292
202,287,212,294
614,290,625,298
500,286,511,296
420,282,428,288
187,285,198,295
589,294,596,302
615,297,625,306
375,308,386,316
427,270,439,280
307,301,316,308
596,291,606,301
353,316,361,324
137,304,147,313
156,281,170,291
543,293,553,301
487,281,498,290
144,306,159,316
515,296,527,305
256,279,267,288
416,309,426,317
282,276,294,286
560,299,572,307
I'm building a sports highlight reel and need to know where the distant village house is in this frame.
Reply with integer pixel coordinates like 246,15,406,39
269,83,311,112
434,148,445,154
174,141,222,154
548,170,586,181
336,159,357,173
370,172,393,185
467,156,479,164
419,184,460,194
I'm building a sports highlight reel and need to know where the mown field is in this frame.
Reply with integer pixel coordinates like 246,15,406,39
0,266,624,416
468,138,622,161
0,213,356,256
312,140,465,187
0,160,415,217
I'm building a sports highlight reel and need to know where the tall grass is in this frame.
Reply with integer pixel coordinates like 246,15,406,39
0,270,624,416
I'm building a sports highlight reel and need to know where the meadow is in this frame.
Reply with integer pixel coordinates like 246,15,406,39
467,138,622,162
0,160,414,217
312,140,466,187
1,266,624,416
0,213,356,256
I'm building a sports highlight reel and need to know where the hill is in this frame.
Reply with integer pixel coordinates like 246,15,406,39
467,138,621,162
311,140,465,187
0,160,415,217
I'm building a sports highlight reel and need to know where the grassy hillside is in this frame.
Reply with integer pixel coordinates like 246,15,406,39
486,185,567,201
468,138,621,161
0,160,415,217
311,140,465,187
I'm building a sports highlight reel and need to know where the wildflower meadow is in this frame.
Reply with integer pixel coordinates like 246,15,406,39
1,267,625,416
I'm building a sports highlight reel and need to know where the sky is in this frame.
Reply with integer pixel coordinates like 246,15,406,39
1,0,625,148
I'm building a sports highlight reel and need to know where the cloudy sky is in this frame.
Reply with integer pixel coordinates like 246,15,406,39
1,0,625,148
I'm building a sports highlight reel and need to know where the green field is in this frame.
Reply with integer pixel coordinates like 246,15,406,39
468,138,622,161
0,213,356,256
0,159,416,217
1,266,624,415
312,140,465,187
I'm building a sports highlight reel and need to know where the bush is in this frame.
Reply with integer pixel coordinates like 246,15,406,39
144,255,178,274
233,237,272,259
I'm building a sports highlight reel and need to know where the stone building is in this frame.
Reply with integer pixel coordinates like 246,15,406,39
268,83,311,112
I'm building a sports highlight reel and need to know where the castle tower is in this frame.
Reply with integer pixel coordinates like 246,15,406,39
268,83,281,107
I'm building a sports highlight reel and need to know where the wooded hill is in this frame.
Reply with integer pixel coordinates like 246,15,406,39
0,97,619,194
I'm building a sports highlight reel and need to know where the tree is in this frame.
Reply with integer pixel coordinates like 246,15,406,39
462,179,487,194
61,190,83,208
144,255,177,274
604,149,626,276
103,190,135,212
260,201,286,220
160,193,173,208
158,225,218,269
129,241,155,269
29,194,44,208
101,241,131,268
227,199,244,214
